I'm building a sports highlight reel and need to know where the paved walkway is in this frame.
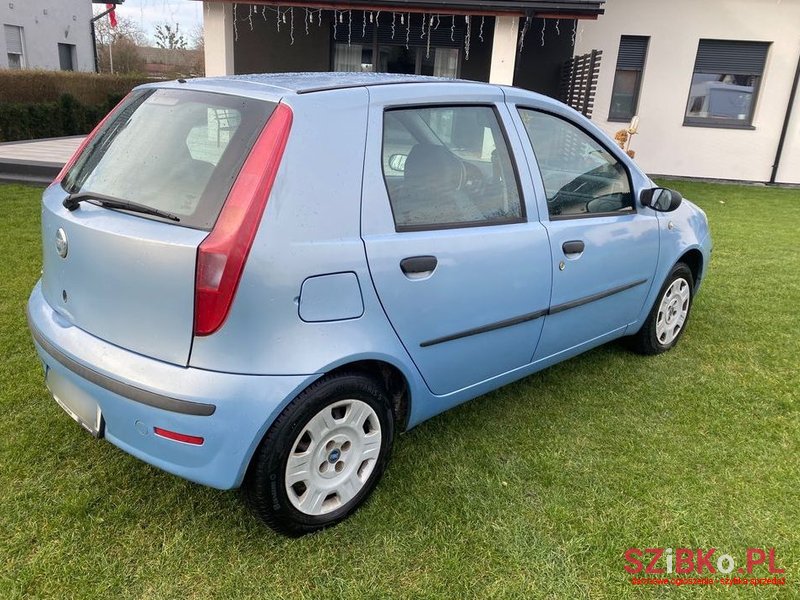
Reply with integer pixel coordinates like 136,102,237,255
0,136,85,184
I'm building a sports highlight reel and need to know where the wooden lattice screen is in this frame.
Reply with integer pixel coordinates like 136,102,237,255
558,50,602,118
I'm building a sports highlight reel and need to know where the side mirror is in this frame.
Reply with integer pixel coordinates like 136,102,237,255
640,187,683,212
388,154,407,172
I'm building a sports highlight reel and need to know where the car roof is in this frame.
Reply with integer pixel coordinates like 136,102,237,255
142,71,558,109
176,72,483,95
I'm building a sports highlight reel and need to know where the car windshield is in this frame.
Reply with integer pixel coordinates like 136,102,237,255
62,88,275,230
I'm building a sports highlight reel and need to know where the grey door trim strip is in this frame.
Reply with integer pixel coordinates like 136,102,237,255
419,278,648,348
420,309,548,348
548,278,648,314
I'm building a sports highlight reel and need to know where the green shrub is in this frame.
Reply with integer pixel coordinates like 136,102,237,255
0,70,151,142
0,70,149,105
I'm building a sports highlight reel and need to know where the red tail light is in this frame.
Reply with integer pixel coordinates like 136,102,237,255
153,427,204,446
194,103,293,336
53,93,131,184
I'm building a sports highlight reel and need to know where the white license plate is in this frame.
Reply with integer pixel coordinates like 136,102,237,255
46,367,103,438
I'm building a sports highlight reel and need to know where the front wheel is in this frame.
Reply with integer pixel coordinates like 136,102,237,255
244,372,394,536
628,263,694,355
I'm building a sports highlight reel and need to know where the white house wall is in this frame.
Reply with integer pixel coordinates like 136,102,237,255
575,0,800,184
0,0,94,71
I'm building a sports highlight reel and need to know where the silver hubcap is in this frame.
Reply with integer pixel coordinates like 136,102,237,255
285,399,382,516
656,277,691,345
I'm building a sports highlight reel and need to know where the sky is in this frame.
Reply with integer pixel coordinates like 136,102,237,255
100,0,204,42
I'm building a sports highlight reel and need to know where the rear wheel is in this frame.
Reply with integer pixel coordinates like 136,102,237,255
629,263,694,355
244,372,394,536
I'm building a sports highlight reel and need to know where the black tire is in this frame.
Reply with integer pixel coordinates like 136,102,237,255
244,372,394,536
628,262,694,355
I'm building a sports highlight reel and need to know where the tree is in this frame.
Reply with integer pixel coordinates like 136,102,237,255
189,23,204,52
154,23,188,50
93,11,146,47
92,11,146,74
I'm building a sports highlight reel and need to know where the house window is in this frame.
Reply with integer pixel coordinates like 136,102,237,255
608,36,648,121
684,39,770,128
4,24,24,70
332,12,461,78
58,43,76,71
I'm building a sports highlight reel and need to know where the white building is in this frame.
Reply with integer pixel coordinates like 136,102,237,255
575,0,800,184
1,0,94,71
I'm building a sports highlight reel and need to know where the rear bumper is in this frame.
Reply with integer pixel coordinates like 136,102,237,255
27,282,316,489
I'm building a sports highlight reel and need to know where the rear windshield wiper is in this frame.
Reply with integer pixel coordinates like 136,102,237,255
63,192,180,222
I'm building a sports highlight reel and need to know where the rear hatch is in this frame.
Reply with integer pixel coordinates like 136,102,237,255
41,86,275,366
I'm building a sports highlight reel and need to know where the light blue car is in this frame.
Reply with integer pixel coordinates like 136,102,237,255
27,73,711,535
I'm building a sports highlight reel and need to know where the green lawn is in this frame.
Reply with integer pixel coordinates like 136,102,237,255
0,181,798,598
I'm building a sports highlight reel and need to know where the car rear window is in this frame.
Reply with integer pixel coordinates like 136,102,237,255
62,88,275,230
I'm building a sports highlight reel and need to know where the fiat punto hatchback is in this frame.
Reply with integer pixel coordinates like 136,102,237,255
27,73,711,535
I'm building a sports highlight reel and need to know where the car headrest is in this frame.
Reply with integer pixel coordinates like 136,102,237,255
404,143,461,195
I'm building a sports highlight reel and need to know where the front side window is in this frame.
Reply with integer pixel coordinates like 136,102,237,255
518,109,632,219
382,105,523,231
63,88,274,229
609,35,649,121
684,39,769,128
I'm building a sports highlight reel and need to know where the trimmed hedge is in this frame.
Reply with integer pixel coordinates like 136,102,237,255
0,70,150,142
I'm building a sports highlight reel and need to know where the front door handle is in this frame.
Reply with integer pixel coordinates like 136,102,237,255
562,240,585,255
400,255,438,278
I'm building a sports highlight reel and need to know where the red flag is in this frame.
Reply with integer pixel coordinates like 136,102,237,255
106,3,118,27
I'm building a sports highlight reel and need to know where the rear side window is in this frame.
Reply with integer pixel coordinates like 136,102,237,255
63,88,275,230
382,105,523,231
518,109,633,219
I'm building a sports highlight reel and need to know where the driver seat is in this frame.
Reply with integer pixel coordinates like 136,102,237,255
396,143,484,226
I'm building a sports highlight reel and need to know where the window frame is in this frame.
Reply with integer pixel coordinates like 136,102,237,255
608,35,649,123
4,24,25,70
516,106,637,222
58,42,76,71
380,102,527,233
682,39,770,130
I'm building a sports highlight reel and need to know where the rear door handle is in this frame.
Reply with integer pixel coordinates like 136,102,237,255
562,240,585,255
400,255,438,278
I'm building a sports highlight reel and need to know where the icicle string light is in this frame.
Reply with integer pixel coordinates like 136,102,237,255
224,6,502,56
426,15,434,58
518,15,530,52
555,19,560,36
464,15,471,60
571,19,576,46
540,18,546,47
